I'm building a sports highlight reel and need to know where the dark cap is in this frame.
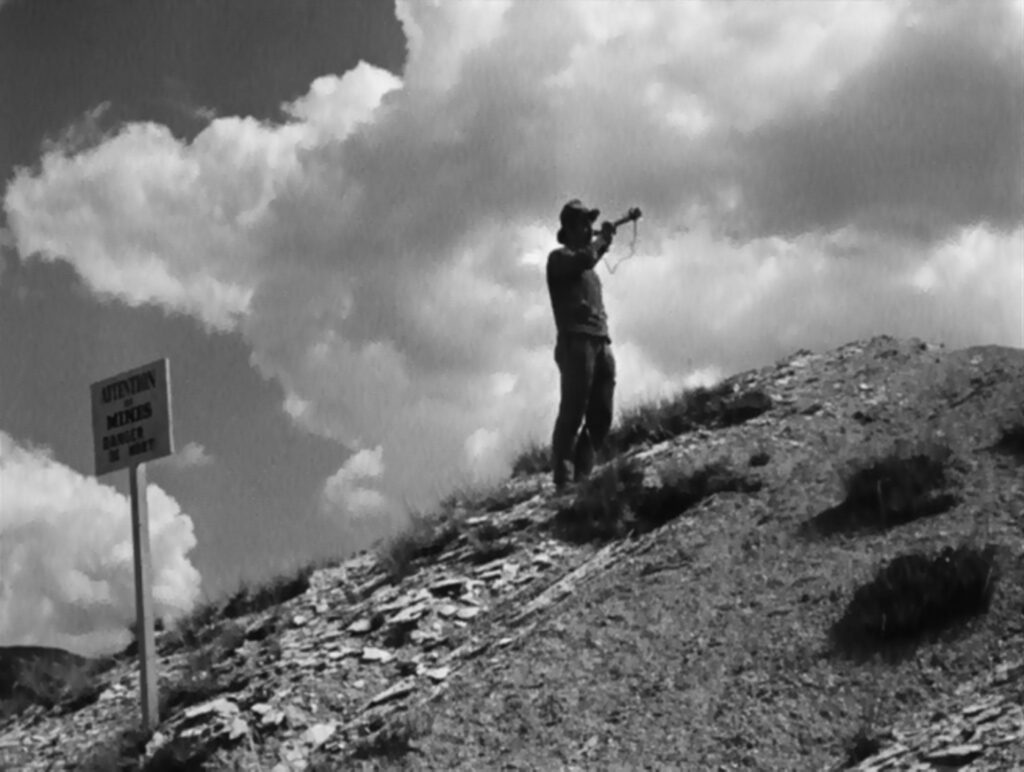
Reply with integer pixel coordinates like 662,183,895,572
559,199,600,227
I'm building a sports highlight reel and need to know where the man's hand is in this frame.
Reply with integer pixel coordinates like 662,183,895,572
600,221,616,240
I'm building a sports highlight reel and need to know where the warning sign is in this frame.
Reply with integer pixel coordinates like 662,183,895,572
90,358,174,476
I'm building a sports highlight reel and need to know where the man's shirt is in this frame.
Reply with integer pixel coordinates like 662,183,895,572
546,234,612,341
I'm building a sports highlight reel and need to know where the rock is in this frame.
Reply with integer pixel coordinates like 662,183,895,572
228,717,249,741
366,679,416,708
276,742,309,770
456,606,481,621
377,588,432,615
302,722,336,750
144,731,168,757
284,704,311,729
477,565,507,582
473,556,508,576
326,646,359,660
429,576,468,597
183,697,239,722
261,710,286,728
920,743,984,765
361,647,394,664
868,742,909,764
347,615,383,635
395,658,419,676
962,695,1005,717
386,601,430,626
424,666,451,682
245,617,277,641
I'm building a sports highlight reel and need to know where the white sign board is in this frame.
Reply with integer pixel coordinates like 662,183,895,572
90,358,174,476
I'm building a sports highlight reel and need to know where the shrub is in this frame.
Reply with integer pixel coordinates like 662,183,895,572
802,440,958,537
509,385,772,478
550,456,762,544
608,384,771,456
0,650,105,718
843,724,883,768
831,544,1000,654
347,707,433,761
990,421,1024,459
510,440,549,479
221,566,313,620
159,621,247,718
378,509,461,582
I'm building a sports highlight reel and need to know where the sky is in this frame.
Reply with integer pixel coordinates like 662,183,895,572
0,0,1021,657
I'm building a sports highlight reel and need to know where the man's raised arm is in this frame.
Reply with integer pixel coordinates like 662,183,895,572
547,225,615,279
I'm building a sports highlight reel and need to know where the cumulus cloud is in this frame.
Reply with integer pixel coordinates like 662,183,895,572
0,431,201,657
4,0,1022,519
156,440,214,471
736,0,1024,241
321,446,393,521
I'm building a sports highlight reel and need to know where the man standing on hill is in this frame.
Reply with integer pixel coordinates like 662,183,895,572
546,199,617,491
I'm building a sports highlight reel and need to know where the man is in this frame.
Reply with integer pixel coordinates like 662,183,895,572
546,199,618,491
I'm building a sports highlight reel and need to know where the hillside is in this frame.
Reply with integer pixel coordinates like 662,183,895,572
2,335,1023,770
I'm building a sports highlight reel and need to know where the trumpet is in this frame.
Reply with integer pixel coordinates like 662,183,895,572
595,206,643,233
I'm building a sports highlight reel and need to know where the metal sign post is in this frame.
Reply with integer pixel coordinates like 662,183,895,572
129,461,158,732
90,358,175,733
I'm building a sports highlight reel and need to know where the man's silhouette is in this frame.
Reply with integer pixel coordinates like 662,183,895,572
546,199,617,490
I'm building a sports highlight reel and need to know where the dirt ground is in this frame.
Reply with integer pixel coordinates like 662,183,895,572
382,339,1024,770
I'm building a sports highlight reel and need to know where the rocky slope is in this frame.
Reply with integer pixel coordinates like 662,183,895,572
2,335,1023,771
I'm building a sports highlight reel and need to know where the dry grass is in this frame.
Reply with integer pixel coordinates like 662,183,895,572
549,455,762,544
221,566,313,620
509,381,773,479
377,507,463,582
344,706,434,762
801,438,959,537
160,620,248,717
0,651,106,720
831,543,1000,657
990,419,1024,459
510,439,549,479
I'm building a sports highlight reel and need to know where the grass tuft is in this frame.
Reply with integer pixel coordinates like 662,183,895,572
378,509,462,582
802,440,958,537
221,566,313,620
989,421,1024,460
510,440,550,479
0,651,105,719
159,621,247,718
550,456,761,544
831,543,1000,656
509,383,773,480
346,707,434,762
842,724,884,768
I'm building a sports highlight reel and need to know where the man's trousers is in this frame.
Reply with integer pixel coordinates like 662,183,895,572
550,334,616,487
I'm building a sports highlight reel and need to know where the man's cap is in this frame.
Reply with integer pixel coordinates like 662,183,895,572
560,199,600,227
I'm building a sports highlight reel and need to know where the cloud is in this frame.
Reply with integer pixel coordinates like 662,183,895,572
735,0,1024,241
0,431,201,657
321,446,393,521
4,0,1022,520
156,440,214,471
0,227,15,283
